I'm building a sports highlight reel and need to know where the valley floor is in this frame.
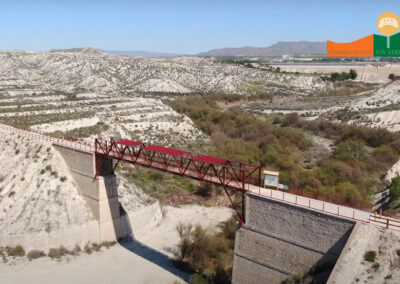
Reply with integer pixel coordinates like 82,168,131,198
0,244,186,284
0,204,233,284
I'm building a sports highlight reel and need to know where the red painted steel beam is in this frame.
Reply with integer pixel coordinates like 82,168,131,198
94,138,262,190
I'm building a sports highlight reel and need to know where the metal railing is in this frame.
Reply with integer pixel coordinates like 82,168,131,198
370,213,400,230
248,185,371,222
0,122,95,153
248,186,400,231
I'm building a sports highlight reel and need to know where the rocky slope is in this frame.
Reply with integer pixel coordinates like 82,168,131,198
0,50,329,95
0,127,92,235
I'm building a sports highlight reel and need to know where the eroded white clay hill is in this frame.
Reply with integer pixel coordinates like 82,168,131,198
0,50,329,95
0,128,92,235
329,223,400,284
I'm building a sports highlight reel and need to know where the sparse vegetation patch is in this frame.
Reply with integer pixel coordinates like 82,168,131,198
364,251,377,263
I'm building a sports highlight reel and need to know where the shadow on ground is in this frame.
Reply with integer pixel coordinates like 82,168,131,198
117,205,191,283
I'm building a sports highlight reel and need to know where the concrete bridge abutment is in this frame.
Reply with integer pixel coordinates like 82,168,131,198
53,144,130,242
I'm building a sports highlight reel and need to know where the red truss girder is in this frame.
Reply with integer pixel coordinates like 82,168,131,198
94,138,262,190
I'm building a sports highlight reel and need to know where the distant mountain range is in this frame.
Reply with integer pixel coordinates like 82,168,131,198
100,49,182,57
196,41,327,57
50,48,181,57
49,41,327,58
50,48,102,54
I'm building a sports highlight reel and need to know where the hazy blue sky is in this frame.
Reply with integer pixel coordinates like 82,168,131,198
0,0,398,53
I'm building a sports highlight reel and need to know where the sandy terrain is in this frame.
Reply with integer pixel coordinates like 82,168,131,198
329,222,400,284
0,204,233,284
0,246,188,284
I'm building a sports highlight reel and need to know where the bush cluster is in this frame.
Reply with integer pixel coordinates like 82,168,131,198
322,69,357,82
27,250,45,260
172,218,237,284
168,97,400,204
364,250,377,262
6,245,25,257
389,73,400,81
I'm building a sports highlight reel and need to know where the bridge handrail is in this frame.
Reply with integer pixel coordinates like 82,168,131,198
250,185,372,222
369,214,400,230
0,122,95,152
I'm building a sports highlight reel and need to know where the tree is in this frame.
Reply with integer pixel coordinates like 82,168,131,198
389,73,398,81
391,177,400,197
349,69,357,80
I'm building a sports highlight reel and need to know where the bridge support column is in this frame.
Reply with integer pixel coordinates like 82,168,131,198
53,144,131,242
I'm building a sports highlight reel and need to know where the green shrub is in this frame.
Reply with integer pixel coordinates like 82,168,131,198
196,183,213,197
391,178,400,197
84,243,93,254
172,219,234,283
91,243,101,252
27,250,45,260
71,245,81,255
372,262,380,272
373,146,397,165
7,246,25,257
219,217,237,241
189,273,210,284
335,183,361,202
281,113,300,127
211,265,231,284
389,73,400,81
90,241,116,252
48,246,69,259
366,129,393,148
101,241,117,249
349,69,357,80
364,251,376,262
283,273,303,284
0,249,6,263
333,140,366,163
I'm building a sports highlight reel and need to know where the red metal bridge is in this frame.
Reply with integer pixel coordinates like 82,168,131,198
95,138,262,223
